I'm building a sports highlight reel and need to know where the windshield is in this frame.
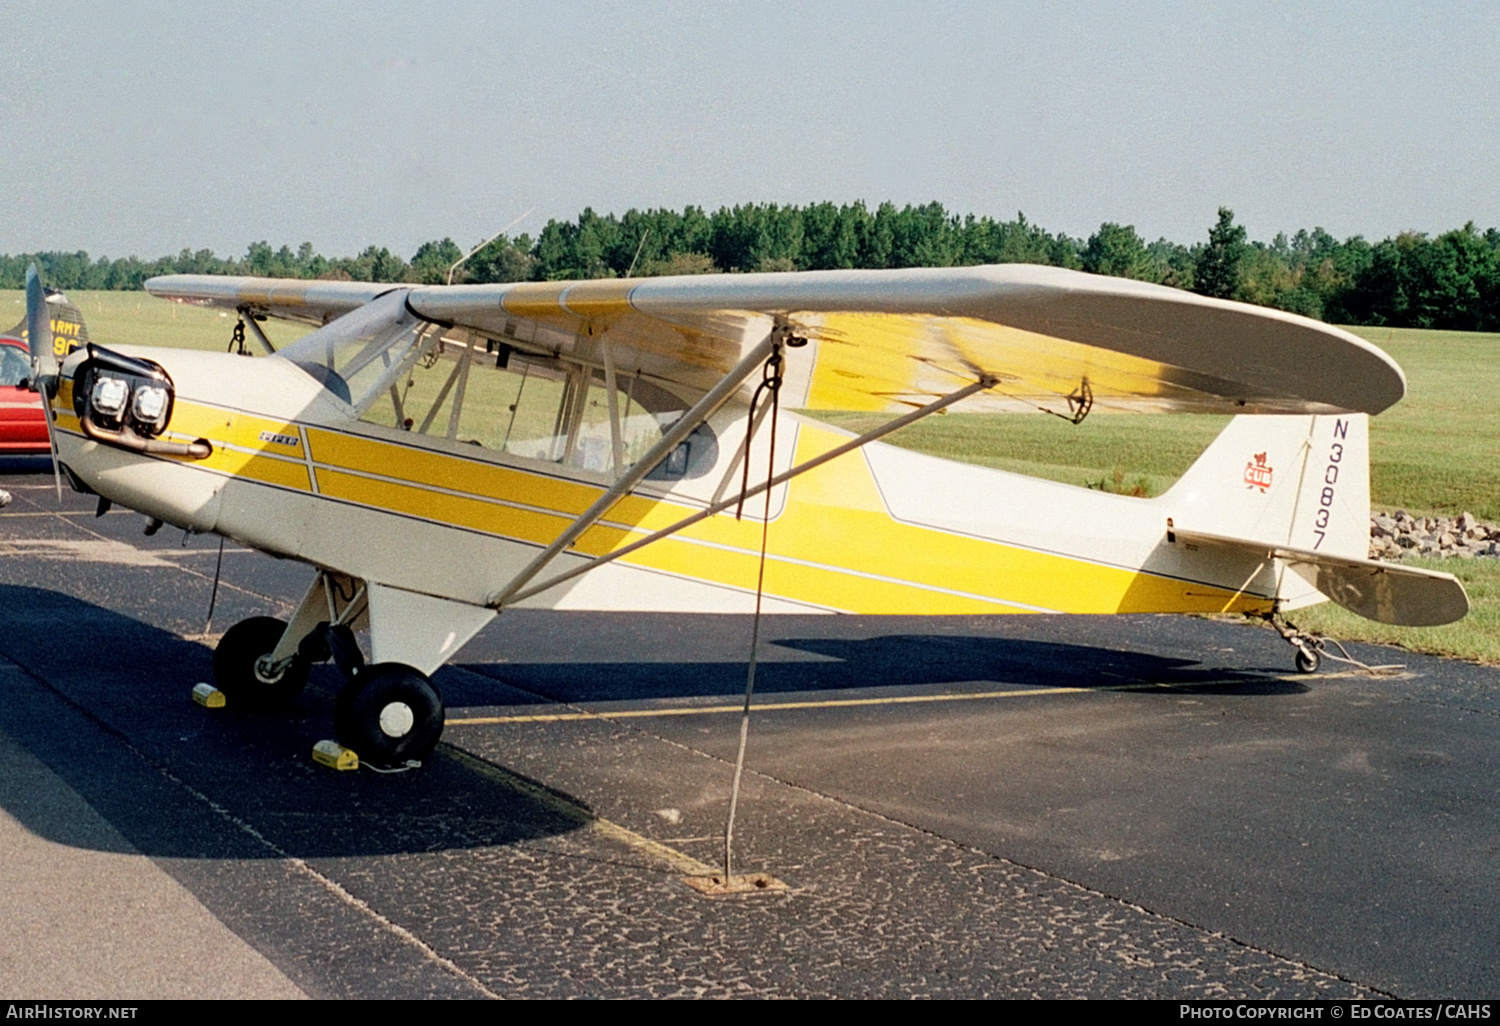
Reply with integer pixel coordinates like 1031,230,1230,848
276,291,440,412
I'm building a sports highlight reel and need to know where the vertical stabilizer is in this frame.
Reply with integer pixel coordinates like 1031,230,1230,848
22,265,66,500
1163,413,1371,606
10,269,89,371
1281,415,1371,559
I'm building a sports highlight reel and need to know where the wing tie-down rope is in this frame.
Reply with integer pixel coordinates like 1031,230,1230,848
734,346,785,522
985,374,1093,425
723,340,786,879
229,305,277,356
204,536,226,633
227,315,248,355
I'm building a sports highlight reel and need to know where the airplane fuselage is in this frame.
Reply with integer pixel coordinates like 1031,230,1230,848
52,345,1284,622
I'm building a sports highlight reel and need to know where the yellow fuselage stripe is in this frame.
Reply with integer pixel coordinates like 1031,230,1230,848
305,419,1264,615
67,395,1267,617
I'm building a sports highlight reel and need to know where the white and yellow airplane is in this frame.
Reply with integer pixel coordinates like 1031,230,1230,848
24,263,1467,766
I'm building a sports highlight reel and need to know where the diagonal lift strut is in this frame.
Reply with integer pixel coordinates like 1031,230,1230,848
498,373,998,608
486,330,782,608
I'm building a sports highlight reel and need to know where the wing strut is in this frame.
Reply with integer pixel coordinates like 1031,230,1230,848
499,373,998,607
239,307,278,355
487,330,782,608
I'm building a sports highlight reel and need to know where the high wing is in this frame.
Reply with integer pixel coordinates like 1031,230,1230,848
143,276,391,328
146,264,1405,417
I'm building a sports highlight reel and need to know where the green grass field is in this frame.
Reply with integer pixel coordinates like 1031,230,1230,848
1351,326,1500,521
9,291,1498,662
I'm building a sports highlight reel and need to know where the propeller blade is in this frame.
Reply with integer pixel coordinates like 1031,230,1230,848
25,264,63,501
25,265,56,378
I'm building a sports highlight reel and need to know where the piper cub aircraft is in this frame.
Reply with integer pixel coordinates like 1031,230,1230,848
24,263,1468,767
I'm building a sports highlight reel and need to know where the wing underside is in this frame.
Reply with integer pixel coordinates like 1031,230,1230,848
146,264,1407,416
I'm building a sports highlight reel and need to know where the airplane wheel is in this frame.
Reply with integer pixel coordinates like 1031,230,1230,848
333,664,444,767
1294,644,1321,674
213,616,310,708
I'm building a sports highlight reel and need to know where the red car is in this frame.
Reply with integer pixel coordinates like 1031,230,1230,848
0,292,89,454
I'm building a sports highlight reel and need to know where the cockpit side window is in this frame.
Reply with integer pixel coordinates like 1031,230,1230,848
358,335,717,481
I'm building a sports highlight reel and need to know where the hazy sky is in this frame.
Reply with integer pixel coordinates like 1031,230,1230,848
3,1,1497,259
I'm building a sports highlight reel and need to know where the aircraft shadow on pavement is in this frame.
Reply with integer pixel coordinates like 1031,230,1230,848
0,586,1306,859
0,585,589,860
445,631,1309,708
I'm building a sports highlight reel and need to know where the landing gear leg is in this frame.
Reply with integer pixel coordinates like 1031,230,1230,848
212,571,369,709
1256,609,1408,677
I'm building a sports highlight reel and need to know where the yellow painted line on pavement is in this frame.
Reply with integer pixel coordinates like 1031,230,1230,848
438,745,716,877
447,686,1079,724
447,671,1377,726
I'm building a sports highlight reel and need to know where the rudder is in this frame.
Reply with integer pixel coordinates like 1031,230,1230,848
1163,413,1370,560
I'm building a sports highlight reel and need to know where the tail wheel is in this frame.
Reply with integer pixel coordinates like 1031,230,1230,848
1294,644,1321,674
213,616,310,708
333,664,444,767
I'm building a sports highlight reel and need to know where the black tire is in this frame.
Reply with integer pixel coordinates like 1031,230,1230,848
333,663,444,767
1294,644,1321,674
213,616,310,708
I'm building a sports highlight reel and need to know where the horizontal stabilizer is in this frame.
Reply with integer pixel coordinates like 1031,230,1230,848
1174,529,1469,627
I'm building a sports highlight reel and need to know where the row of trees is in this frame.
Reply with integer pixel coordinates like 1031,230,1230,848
5,204,1500,331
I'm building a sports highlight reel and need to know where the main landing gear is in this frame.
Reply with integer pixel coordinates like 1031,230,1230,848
212,615,445,768
210,572,493,770
333,663,445,768
315,621,446,768
212,616,312,708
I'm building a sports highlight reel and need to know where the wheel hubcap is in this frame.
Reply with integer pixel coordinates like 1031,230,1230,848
379,701,415,738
